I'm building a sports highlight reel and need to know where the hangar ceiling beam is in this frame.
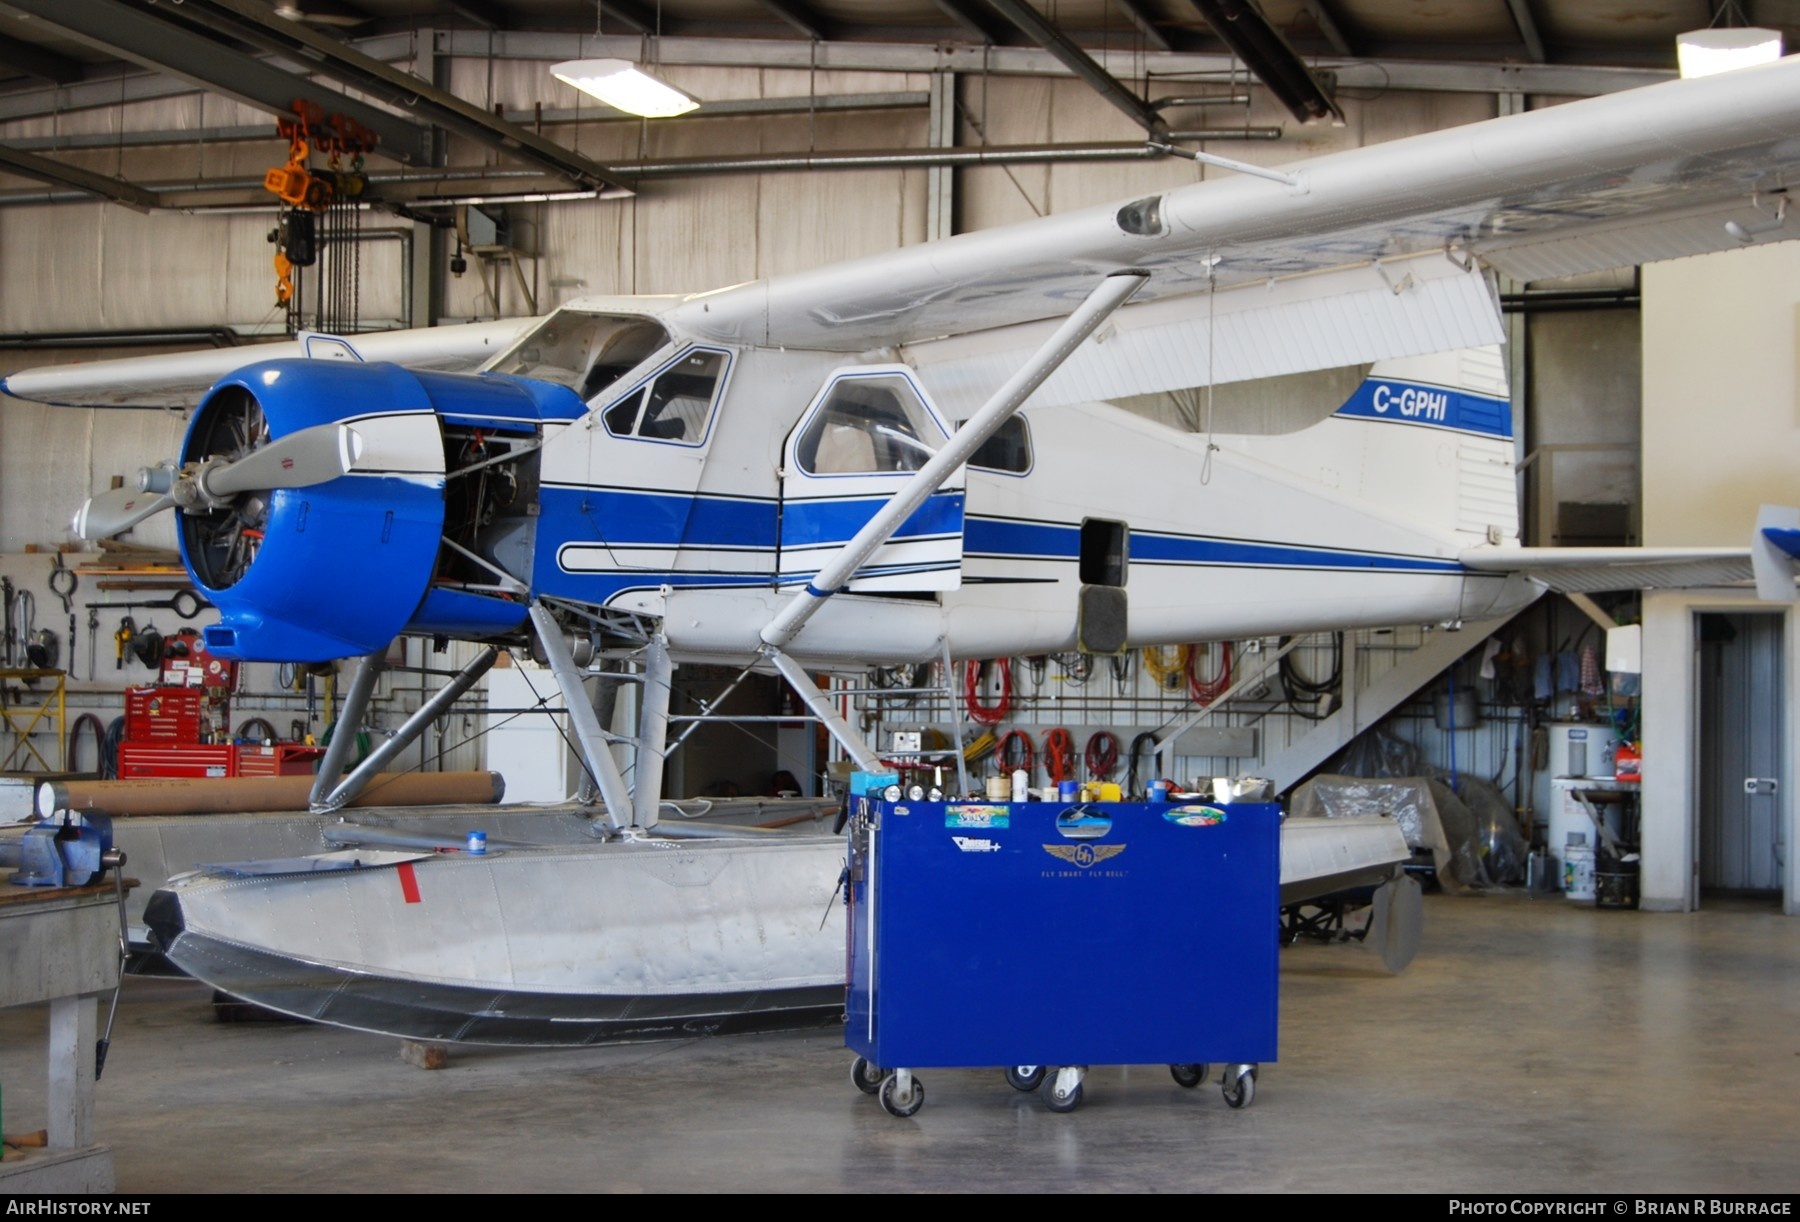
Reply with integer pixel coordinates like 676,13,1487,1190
446,0,512,31
929,1,1007,45
1188,0,1342,124
757,0,834,42
0,34,83,84
1108,0,1173,53
172,0,633,195
1502,0,1547,63
980,0,1166,134
0,0,431,163
0,142,160,209
1292,1,1355,57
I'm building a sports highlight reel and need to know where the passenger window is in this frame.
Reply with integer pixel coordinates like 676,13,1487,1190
600,349,728,445
797,375,943,475
964,416,1032,474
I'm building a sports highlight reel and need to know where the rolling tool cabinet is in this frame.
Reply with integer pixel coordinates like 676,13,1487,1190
844,796,1281,1115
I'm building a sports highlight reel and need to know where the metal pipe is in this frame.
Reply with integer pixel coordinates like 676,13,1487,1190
646,822,794,840
322,825,538,852
762,269,1148,650
307,649,385,809
320,646,500,812
631,634,673,830
528,602,636,832
40,771,506,817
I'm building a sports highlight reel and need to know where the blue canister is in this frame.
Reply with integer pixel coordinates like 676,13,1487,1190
1057,780,1079,803
466,830,487,855
1149,780,1171,803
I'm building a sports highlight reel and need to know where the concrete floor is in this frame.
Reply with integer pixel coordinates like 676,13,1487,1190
3,889,1797,1194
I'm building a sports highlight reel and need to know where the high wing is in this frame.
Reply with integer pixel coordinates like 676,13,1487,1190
1,317,540,409
673,57,1800,408
7,60,1800,413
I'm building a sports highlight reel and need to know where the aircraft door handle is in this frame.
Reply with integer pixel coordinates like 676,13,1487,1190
1743,778,1778,795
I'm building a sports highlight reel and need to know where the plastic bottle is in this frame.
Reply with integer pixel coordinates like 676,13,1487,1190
1562,832,1595,900
1010,768,1029,802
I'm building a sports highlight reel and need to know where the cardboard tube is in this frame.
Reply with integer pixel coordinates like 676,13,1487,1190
38,772,505,818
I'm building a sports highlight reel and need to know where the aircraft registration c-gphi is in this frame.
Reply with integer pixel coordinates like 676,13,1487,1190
9,57,1800,1048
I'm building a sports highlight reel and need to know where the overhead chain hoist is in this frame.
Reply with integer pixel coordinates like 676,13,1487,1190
264,101,377,310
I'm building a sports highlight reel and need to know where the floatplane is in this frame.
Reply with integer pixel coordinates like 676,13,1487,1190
10,57,1800,1045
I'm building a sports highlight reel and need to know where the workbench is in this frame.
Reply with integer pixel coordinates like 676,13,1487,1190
0,880,123,1192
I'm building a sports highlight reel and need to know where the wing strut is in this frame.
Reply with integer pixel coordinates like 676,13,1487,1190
760,268,1149,653
529,602,638,833
310,646,500,815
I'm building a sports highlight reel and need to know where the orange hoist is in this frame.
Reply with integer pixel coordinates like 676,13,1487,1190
264,101,377,304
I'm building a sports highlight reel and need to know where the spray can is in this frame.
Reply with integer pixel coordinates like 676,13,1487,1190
466,830,487,855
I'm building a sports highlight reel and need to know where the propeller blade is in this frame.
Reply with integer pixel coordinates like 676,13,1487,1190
72,487,174,541
202,423,363,499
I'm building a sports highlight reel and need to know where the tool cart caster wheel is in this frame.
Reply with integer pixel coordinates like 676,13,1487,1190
879,1073,924,1117
1041,1067,1085,1114
1222,1066,1257,1109
1005,1065,1046,1092
1169,1063,1208,1089
851,1056,885,1095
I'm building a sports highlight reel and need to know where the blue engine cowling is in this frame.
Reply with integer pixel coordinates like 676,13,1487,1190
180,359,585,662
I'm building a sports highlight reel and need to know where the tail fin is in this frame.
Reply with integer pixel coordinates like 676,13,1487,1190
1753,505,1800,602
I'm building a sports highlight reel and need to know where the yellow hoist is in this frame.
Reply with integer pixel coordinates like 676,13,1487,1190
263,101,377,307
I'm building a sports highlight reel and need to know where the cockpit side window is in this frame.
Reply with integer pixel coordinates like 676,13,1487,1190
487,313,670,400
796,375,944,475
600,348,730,446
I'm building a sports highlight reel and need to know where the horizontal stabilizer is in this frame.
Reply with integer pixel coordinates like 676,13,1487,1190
1459,546,1754,594
1753,505,1800,603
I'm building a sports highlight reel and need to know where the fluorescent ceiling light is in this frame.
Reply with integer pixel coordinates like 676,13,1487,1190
551,59,700,118
1676,28,1783,78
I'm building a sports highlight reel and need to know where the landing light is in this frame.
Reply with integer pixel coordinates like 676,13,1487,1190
550,59,700,119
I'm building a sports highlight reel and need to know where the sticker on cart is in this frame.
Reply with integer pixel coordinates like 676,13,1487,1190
945,804,1009,829
951,836,1002,853
1164,804,1227,827
1042,843,1127,869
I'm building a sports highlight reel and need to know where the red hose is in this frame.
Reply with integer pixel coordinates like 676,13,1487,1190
997,728,1035,776
1043,727,1075,784
1084,730,1120,780
964,658,1012,725
1187,642,1233,707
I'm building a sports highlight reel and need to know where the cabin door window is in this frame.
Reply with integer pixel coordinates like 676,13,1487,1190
780,368,965,594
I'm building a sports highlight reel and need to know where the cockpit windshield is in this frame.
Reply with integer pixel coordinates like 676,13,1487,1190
486,312,671,402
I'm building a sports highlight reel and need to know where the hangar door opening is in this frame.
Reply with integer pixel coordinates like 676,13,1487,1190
1696,612,1787,901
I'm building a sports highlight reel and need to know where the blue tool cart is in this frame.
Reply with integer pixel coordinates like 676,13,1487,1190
844,795,1281,1116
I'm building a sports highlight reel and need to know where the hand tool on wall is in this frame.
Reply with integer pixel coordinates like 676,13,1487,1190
114,616,135,670
50,556,78,679
84,590,210,620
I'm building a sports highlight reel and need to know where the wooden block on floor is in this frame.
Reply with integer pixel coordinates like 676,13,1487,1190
399,1039,449,1070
